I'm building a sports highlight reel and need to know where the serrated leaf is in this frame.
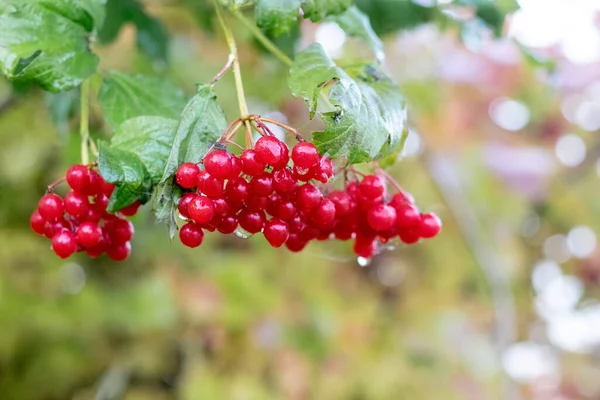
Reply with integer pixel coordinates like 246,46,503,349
98,117,178,211
152,181,181,239
0,2,99,92
98,72,186,130
255,0,301,36
328,6,384,62
289,43,406,164
301,0,352,22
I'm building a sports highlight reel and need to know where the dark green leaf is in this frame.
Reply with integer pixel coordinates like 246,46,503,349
354,0,436,36
0,2,99,92
289,43,406,164
98,117,178,211
152,180,181,239
301,0,352,22
98,72,186,130
255,0,301,36
220,0,251,10
328,6,384,62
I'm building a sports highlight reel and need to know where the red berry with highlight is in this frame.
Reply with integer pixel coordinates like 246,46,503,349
76,222,102,248
263,218,289,247
52,230,78,259
107,242,131,261
216,215,238,234
359,175,385,199
179,222,205,248
310,198,336,228
118,200,141,217
296,184,323,211
178,192,196,218
225,177,250,203
419,213,442,238
204,149,233,179
250,173,273,196
188,196,215,224
38,193,64,221
273,168,296,193
395,203,420,229
240,149,266,176
30,210,46,235
64,191,90,219
367,204,397,232
292,142,319,169
285,233,308,252
238,209,266,234
66,164,90,192
176,162,200,189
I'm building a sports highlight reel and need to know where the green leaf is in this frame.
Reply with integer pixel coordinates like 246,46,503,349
154,84,227,235
220,0,251,10
289,43,406,164
98,72,186,131
301,0,352,22
45,88,79,136
0,2,99,92
328,6,384,62
354,0,436,36
98,117,178,212
255,0,301,36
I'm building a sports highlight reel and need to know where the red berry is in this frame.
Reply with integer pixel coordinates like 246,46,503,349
240,149,266,176
107,242,131,261
229,155,242,179
367,204,397,231
238,209,266,234
106,218,134,243
399,229,420,244
100,180,115,197
176,162,200,189
52,230,78,259
395,203,420,229
38,193,64,221
327,191,352,217
292,164,312,182
87,203,105,222
86,246,104,258
202,175,225,197
85,170,104,195
353,235,377,258
292,142,319,169
310,198,336,228
359,175,385,199
273,168,297,193
255,136,288,169
310,156,334,183
188,195,215,224
419,213,442,238
266,193,282,216
66,164,91,193
94,193,109,210
204,150,233,179
30,210,46,235
179,222,205,248
212,197,230,216
119,200,141,216
276,200,297,221
285,233,308,252
216,215,238,234
225,177,250,204
76,222,102,248
358,194,384,212
345,181,359,197
296,184,323,211
63,191,90,219
246,195,268,211
263,218,290,247
178,192,196,218
249,173,273,196
389,192,412,209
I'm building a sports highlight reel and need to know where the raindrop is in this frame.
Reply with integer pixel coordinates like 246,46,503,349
555,134,586,167
234,227,252,239
357,257,371,267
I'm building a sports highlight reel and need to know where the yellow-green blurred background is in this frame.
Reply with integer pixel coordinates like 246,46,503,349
1,1,600,399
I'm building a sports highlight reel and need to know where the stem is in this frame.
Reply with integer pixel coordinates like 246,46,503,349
47,178,66,193
214,1,252,144
80,79,90,165
259,117,304,141
210,53,235,86
233,11,293,67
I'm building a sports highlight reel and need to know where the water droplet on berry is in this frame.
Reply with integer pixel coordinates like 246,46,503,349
234,226,252,239
357,257,371,267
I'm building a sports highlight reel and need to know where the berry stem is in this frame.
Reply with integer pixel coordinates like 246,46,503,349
259,117,305,141
80,79,90,165
46,178,66,193
214,1,253,145
372,162,405,193
210,53,235,86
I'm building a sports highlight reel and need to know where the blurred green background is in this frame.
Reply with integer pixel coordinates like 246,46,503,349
2,0,600,399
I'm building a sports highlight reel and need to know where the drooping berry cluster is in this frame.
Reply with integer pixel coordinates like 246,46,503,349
174,135,441,258
30,165,139,260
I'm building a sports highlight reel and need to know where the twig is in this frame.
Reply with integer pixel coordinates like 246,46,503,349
80,79,90,165
259,117,305,141
210,53,235,86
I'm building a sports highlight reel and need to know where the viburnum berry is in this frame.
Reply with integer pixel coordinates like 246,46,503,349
64,191,90,219
359,175,385,199
202,175,225,197
367,204,397,232
204,149,233,179
118,200,141,217
246,195,268,211
178,192,196,218
275,200,297,221
418,213,442,238
328,191,352,217
30,210,46,235
66,164,90,193
285,233,308,252
38,193,64,221
107,242,131,261
188,195,215,224
179,222,205,248
240,149,266,176
353,235,377,258
238,209,266,234
292,142,319,169
249,173,273,196
255,136,288,169
176,162,200,189
310,156,334,183
85,170,104,196
52,230,78,259
395,203,420,229
212,197,230,216
216,215,238,234
293,164,312,182
263,218,289,247
106,218,134,243
229,155,242,179
273,168,296,193
225,177,250,203
296,184,323,211
76,221,102,248
310,198,336,229
399,229,420,244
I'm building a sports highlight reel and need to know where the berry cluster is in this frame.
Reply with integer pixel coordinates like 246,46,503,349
30,165,139,260
174,135,441,258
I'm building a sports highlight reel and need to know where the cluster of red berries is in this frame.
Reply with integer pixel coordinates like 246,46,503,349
174,135,441,258
30,165,139,261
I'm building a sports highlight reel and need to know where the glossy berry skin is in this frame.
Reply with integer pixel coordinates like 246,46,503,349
179,222,205,248
178,192,196,218
292,142,319,169
285,233,308,252
310,199,336,228
395,203,420,229
240,149,266,176
107,242,131,261
118,200,141,217
212,197,230,216
52,230,78,259
255,136,288,169
359,175,385,199
176,162,200,189
64,191,90,219
367,204,397,232
226,177,250,204
188,196,215,224
216,215,238,234
85,170,104,195
250,173,273,196
30,210,46,235
296,184,323,211
419,213,442,238
273,169,296,193
66,164,90,193
311,157,334,183
76,221,102,248
353,235,377,258
246,195,268,211
229,155,242,179
202,175,225,198
106,218,134,243
238,210,266,234
38,193,64,221
263,218,289,247
399,229,420,244
276,200,297,221
204,150,233,179
293,164,312,182
327,191,352,217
